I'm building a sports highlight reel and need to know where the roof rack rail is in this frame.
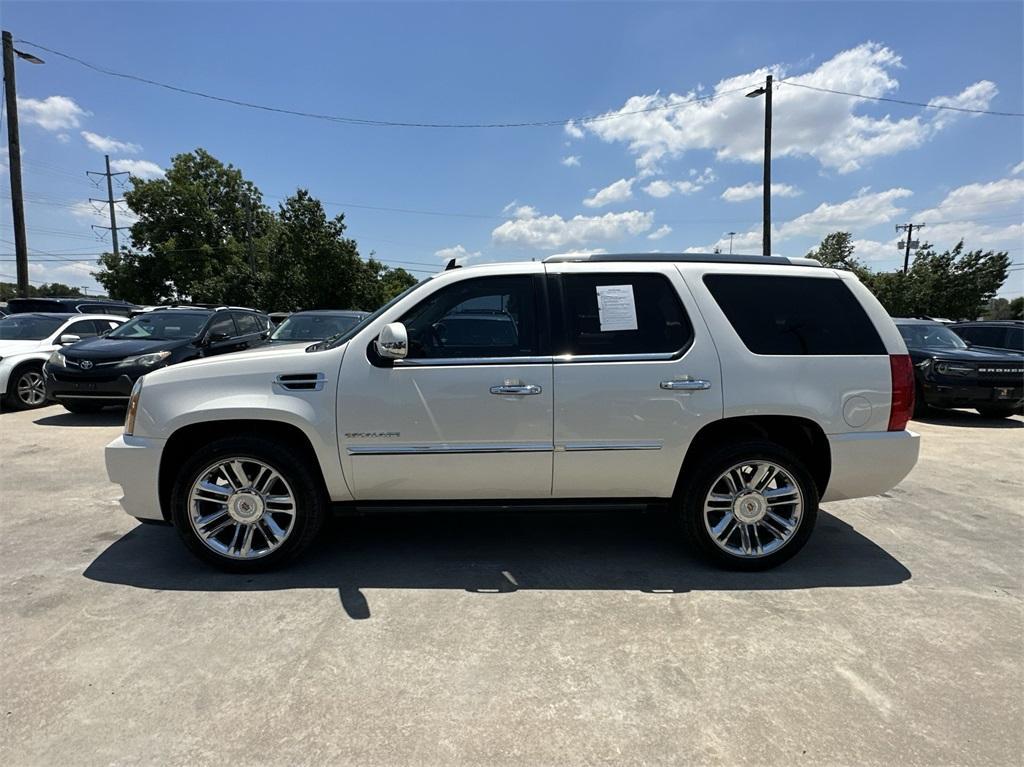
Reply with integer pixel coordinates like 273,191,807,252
541,252,821,267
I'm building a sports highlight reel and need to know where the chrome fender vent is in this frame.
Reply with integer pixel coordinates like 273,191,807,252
273,373,326,392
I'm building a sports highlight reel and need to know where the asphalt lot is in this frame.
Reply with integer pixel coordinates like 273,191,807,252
1,404,1021,766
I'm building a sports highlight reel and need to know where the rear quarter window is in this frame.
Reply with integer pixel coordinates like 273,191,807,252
703,274,886,355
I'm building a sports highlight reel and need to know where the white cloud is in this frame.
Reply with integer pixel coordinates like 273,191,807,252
648,225,673,241
583,178,634,208
70,198,139,227
721,182,802,202
564,120,584,139
1012,161,1024,175
81,131,142,154
492,205,655,249
643,179,703,197
434,244,481,266
577,43,996,175
56,133,70,144
109,159,164,179
18,96,90,132
561,155,581,167
912,178,1024,223
851,238,897,261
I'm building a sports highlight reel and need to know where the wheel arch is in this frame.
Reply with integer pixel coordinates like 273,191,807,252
674,415,831,498
158,419,330,522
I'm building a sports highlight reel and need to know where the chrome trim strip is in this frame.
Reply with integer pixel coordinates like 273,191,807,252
347,442,553,456
54,393,130,400
394,356,552,367
560,441,663,452
554,352,678,363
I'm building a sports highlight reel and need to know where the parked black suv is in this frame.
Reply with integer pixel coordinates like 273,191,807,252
44,306,270,413
894,318,1023,419
950,320,1024,354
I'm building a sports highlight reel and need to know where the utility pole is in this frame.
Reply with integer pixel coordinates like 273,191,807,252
726,231,736,255
746,74,773,257
896,223,925,273
87,155,129,256
3,31,44,297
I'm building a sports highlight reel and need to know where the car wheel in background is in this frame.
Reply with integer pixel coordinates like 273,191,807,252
3,363,48,411
170,435,327,572
679,440,819,571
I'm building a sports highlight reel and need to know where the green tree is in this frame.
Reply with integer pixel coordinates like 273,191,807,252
808,233,1011,320
0,282,86,301
982,296,1024,320
94,148,273,304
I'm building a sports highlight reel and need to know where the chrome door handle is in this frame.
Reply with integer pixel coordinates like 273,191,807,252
660,379,712,391
490,383,542,395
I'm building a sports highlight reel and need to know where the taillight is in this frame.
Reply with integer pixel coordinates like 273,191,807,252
888,354,915,431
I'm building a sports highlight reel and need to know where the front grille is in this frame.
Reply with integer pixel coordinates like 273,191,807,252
53,370,122,384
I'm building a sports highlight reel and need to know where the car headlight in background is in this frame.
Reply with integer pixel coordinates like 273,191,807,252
935,362,974,377
48,351,67,368
124,377,144,436
119,351,171,367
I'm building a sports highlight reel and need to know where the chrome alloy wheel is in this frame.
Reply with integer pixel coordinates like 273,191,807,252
16,369,46,407
187,458,297,560
702,461,804,559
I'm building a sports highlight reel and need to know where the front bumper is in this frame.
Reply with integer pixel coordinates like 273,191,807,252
920,380,1023,410
45,364,143,405
105,434,167,521
822,430,920,502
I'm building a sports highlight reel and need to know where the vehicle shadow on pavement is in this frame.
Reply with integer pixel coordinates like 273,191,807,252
33,410,126,427
84,510,911,620
913,410,1022,429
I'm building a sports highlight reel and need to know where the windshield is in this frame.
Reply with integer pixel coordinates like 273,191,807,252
108,312,209,341
0,315,64,341
898,324,969,350
314,278,433,351
271,313,365,342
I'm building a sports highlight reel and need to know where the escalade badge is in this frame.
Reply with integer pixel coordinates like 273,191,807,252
344,432,400,439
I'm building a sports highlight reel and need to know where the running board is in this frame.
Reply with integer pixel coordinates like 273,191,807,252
334,498,668,515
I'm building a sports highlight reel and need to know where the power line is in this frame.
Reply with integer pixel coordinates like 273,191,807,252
15,37,759,129
777,80,1024,118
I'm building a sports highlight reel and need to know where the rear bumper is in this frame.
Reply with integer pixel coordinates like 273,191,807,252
822,430,920,502
105,434,166,521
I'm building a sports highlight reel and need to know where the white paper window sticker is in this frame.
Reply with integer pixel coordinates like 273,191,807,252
596,284,638,332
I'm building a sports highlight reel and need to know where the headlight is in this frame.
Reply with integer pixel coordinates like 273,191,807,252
124,377,143,436
120,351,171,367
48,351,67,368
936,362,974,376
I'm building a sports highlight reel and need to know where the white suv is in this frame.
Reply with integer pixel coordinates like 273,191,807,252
105,254,920,572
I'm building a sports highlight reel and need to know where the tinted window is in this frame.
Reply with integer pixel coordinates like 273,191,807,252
271,313,363,342
232,312,261,335
956,326,1005,348
897,323,968,350
0,315,64,340
207,313,238,338
64,320,102,339
704,275,886,355
1006,328,1024,352
399,276,539,359
109,312,209,340
561,273,691,356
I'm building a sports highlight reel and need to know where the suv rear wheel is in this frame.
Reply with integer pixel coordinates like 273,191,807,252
170,436,327,572
680,440,818,570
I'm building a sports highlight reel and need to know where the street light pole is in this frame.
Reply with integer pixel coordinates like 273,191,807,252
726,231,736,255
1,31,44,297
746,74,773,257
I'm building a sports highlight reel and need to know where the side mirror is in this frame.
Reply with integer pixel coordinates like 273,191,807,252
205,331,231,346
375,322,408,360
58,334,81,345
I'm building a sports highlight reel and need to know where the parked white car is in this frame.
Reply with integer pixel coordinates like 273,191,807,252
106,254,920,572
0,313,125,410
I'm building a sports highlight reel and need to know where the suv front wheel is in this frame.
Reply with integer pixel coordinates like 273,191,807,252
680,440,819,570
170,436,327,572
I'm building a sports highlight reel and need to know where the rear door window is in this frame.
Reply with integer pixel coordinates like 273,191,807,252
703,274,886,355
559,273,692,356
64,319,102,338
232,311,261,336
957,325,1005,348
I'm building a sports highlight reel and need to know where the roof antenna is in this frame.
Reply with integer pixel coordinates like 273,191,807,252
445,258,462,271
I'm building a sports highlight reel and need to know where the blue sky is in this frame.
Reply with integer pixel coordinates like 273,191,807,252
3,1,1023,297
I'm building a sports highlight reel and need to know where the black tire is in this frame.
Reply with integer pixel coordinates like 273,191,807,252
3,362,47,411
976,406,1018,419
170,435,327,573
912,382,930,418
679,440,819,571
61,401,105,414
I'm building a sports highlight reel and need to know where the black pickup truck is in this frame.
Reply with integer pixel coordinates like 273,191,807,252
895,318,1023,419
